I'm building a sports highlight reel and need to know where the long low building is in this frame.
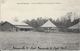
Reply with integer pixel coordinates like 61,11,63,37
0,21,33,32
10,22,33,31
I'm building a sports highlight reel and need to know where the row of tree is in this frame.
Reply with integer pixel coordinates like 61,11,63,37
23,12,80,28
0,12,79,29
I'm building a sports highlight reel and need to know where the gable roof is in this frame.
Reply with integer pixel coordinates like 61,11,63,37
41,20,56,27
10,21,28,25
9,21,32,28
69,22,80,29
0,21,14,26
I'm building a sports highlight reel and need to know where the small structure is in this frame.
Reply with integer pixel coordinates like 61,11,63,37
68,22,80,32
0,21,17,32
41,20,58,32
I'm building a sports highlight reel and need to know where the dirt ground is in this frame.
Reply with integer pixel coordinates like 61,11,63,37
0,31,80,50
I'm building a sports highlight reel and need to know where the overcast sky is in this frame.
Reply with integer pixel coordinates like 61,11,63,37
0,0,80,22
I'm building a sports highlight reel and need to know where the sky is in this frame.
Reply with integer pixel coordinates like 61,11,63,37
0,0,80,22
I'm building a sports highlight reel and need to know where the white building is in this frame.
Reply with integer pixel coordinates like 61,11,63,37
10,22,33,31
41,20,58,32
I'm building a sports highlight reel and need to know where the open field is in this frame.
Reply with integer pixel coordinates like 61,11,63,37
1,49,79,51
0,31,80,51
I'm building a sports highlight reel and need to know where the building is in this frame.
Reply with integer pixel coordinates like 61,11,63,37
68,21,80,32
41,20,58,32
10,22,33,31
0,21,17,32
0,21,33,32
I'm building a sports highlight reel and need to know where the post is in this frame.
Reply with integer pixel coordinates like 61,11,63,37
78,18,80,32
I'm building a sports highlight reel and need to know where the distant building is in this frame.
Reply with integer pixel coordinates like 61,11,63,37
11,22,33,31
41,20,58,32
0,21,17,32
0,21,33,32
68,21,80,32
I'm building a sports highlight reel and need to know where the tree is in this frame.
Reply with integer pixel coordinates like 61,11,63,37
23,12,80,29
23,17,47,28
54,12,79,28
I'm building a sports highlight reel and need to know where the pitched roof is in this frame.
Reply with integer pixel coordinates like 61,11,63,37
10,21,28,25
69,22,80,29
0,21,14,26
10,21,32,28
41,20,56,27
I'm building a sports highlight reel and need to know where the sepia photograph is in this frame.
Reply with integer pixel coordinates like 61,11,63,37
0,0,80,51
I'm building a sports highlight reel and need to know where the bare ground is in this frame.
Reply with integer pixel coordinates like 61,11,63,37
0,31,80,50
